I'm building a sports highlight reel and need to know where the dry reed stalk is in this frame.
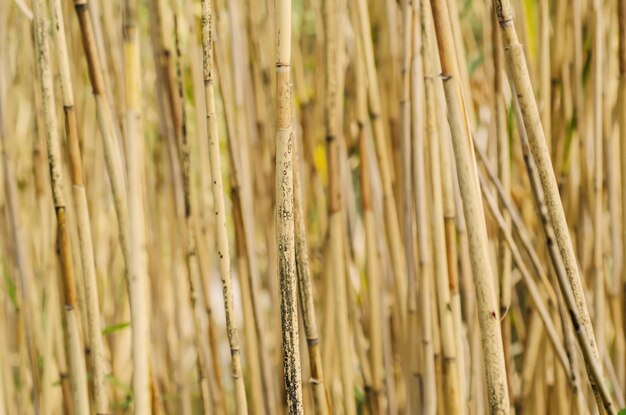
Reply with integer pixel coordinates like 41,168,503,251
429,0,510,412
32,0,90,412
122,0,151,411
49,0,108,412
408,2,430,412
436,67,473,413
422,3,462,413
491,6,513,405
200,0,249,412
274,0,305,411
437,72,467,413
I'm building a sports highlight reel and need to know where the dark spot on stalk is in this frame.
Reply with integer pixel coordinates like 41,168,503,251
568,310,580,332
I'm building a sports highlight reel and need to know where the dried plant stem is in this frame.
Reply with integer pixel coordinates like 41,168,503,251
122,1,151,412
50,0,108,412
200,1,248,413
422,4,462,413
32,0,90,412
492,6,513,405
274,0,304,412
429,0,510,412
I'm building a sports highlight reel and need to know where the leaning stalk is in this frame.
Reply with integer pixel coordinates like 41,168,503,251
428,0,510,412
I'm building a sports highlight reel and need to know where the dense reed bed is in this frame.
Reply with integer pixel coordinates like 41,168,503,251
0,0,625,413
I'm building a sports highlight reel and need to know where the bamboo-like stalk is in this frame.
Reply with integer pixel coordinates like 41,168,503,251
436,68,473,413
32,0,90,413
274,0,304,412
493,0,606,393
428,0,510,412
437,63,467,414
492,5,513,406
415,4,436,414
122,0,151,412
49,0,108,412
200,1,249,413
422,3,462,413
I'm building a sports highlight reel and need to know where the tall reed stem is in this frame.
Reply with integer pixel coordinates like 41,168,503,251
122,1,151,412
428,0,510,412
275,0,304,412
200,1,249,412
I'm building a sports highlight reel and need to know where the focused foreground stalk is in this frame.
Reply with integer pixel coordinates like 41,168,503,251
275,0,304,412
